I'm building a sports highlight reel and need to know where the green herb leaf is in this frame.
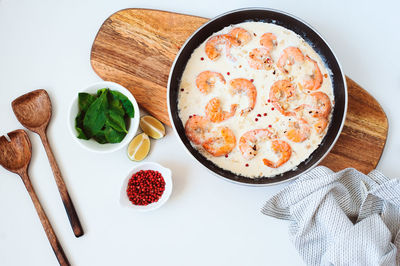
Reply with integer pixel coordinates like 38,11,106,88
97,88,108,97
75,111,89,139
110,90,134,118
93,130,107,144
109,98,125,116
78,93,96,112
104,126,126,143
106,109,128,133
75,88,132,144
83,89,108,137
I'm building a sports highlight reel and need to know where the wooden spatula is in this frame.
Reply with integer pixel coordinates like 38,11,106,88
0,129,70,266
12,89,83,237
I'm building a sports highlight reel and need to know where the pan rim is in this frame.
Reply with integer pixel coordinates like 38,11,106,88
167,7,348,186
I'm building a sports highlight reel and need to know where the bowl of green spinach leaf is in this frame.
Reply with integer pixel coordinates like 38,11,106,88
69,81,140,153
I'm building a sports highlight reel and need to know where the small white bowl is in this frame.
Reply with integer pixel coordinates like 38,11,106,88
120,162,173,212
68,81,140,153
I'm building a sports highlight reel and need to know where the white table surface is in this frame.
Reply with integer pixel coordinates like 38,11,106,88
0,0,399,265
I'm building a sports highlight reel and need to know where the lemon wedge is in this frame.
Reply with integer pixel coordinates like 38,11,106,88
127,133,150,161
139,115,166,139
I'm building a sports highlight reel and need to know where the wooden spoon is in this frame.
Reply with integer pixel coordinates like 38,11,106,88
12,89,83,237
0,129,70,266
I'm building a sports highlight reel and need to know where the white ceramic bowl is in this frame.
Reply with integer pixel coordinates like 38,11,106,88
68,81,140,153
120,162,173,212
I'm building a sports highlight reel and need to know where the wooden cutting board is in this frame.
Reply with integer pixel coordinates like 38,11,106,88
90,8,388,174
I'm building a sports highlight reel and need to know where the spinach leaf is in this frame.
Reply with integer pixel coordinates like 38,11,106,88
78,93,96,112
75,111,89,139
110,90,134,118
75,88,132,144
75,93,96,139
97,88,108,97
109,98,125,116
93,130,107,144
83,89,108,137
104,126,126,143
106,109,128,133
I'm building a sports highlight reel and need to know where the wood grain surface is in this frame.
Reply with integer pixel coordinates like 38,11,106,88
12,89,84,237
90,8,388,174
0,130,70,266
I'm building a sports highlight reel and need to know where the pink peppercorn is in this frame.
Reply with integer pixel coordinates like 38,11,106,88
126,170,165,206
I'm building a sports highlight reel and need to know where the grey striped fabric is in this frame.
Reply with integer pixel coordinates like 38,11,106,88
261,166,400,266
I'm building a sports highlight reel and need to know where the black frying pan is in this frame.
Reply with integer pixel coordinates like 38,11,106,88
167,8,347,186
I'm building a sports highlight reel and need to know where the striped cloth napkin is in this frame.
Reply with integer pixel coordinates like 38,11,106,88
262,166,400,266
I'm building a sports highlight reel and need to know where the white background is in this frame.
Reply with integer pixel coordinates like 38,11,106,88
0,0,399,265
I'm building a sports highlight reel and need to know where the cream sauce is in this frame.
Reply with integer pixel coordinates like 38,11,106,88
178,22,334,178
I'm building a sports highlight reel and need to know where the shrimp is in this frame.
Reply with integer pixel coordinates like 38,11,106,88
262,140,292,168
229,27,252,46
260,33,277,52
205,34,240,61
239,129,274,160
248,48,273,70
277,47,305,74
314,118,328,134
202,127,236,157
205,97,238,123
301,56,323,91
269,80,297,116
229,78,257,115
196,71,226,94
285,118,311,143
185,115,212,145
310,91,332,118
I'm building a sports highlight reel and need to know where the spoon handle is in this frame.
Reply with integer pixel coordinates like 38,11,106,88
20,171,70,266
39,132,84,238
